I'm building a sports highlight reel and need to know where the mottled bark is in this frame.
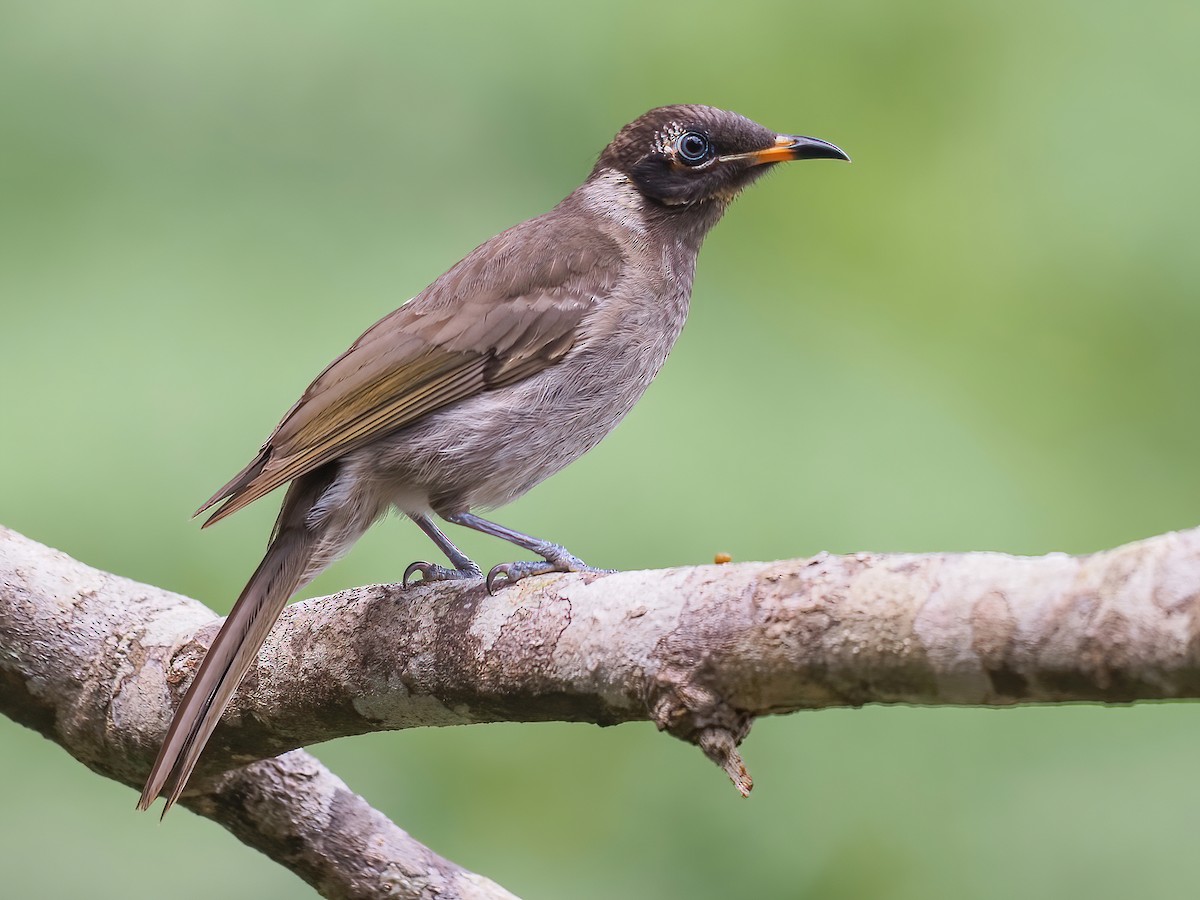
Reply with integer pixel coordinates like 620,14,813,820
2,523,1199,897
0,527,515,900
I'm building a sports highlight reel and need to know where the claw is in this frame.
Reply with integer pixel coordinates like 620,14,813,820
403,560,482,588
486,558,600,594
487,561,548,594
403,560,432,589
486,563,514,595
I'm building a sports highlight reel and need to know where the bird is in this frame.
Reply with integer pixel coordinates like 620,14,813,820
137,104,848,814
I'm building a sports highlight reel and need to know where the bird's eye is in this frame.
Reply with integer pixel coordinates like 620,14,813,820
675,131,712,166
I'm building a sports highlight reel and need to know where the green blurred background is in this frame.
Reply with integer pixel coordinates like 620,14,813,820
3,1,1200,897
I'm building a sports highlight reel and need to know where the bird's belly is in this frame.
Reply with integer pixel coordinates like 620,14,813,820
367,335,677,515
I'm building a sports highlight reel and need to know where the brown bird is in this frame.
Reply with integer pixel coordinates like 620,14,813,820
138,104,848,814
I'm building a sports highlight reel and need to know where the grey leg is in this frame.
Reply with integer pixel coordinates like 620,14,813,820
403,513,484,588
443,511,610,593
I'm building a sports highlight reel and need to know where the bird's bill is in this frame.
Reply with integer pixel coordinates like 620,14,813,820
721,134,850,166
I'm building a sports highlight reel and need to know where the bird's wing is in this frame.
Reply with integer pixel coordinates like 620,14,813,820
198,218,623,525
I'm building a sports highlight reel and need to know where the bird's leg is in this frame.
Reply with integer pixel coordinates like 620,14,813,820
443,511,611,594
403,513,484,587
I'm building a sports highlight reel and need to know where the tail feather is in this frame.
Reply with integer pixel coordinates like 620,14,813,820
137,527,314,814
139,469,336,814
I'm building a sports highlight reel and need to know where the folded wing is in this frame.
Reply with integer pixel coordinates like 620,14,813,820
197,218,622,525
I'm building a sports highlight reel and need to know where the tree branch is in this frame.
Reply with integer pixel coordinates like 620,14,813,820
3,523,1199,896
0,526,516,900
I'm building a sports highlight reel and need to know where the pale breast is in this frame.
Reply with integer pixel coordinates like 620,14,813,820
368,249,695,515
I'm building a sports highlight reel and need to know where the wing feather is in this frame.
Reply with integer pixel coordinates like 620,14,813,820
199,216,622,525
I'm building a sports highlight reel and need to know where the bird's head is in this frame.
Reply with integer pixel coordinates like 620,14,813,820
593,104,849,209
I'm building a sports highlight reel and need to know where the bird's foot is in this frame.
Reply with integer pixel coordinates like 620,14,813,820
403,560,483,589
486,549,612,595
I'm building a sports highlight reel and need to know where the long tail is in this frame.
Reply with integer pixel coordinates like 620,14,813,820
138,471,333,815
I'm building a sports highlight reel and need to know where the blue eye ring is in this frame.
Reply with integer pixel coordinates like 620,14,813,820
676,131,712,166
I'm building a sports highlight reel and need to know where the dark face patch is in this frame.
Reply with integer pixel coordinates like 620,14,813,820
594,105,780,207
